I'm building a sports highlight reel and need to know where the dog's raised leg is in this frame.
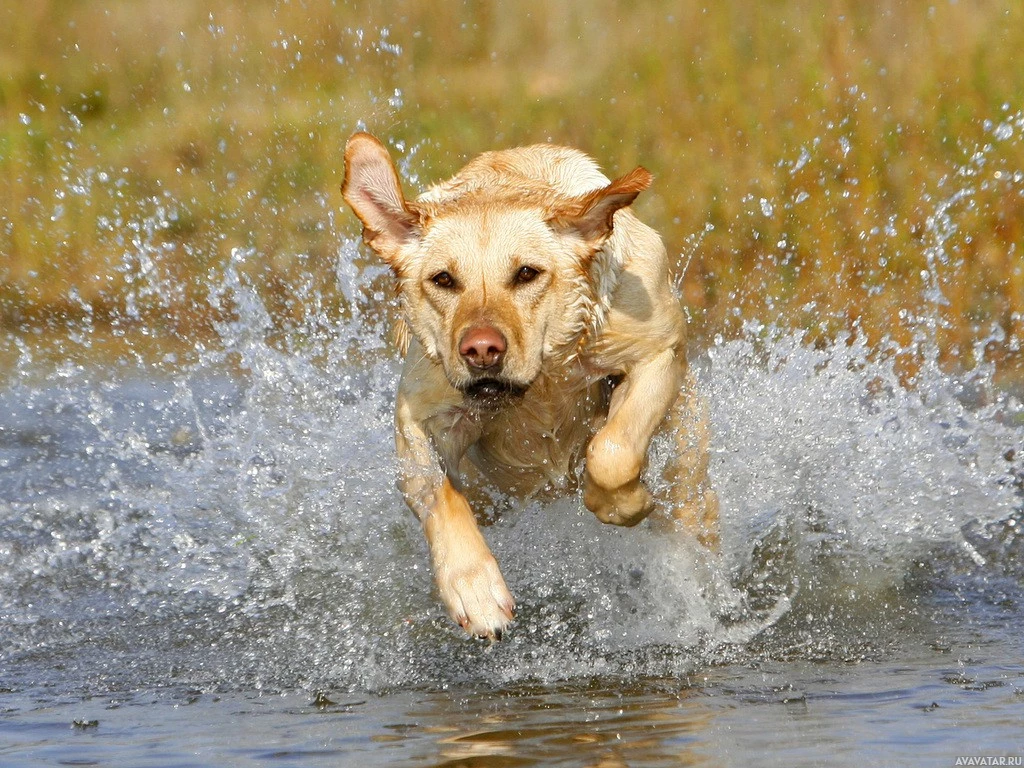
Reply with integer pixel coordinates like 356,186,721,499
584,351,719,547
583,347,684,527
394,378,515,640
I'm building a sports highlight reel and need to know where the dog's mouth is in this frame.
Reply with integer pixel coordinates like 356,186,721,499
461,378,528,406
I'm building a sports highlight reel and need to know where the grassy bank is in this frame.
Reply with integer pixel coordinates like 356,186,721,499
1,0,1022,382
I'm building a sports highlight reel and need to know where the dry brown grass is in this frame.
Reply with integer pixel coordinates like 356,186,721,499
1,0,1022,382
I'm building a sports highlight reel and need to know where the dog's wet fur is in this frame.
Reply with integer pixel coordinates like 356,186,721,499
342,133,718,639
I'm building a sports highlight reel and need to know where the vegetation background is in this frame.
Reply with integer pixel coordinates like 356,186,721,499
1,0,1022,383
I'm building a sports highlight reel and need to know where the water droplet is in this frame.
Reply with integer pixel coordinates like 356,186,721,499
791,146,811,172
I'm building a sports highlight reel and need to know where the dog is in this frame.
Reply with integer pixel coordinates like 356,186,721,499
342,133,718,640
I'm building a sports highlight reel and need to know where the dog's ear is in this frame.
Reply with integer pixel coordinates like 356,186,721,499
342,132,421,264
548,167,653,246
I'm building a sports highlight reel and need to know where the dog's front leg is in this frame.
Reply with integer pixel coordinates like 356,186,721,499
395,388,515,640
583,348,683,528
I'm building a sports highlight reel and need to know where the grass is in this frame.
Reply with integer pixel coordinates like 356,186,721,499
1,0,1022,384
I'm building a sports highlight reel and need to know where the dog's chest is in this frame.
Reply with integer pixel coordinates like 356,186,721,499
468,374,608,494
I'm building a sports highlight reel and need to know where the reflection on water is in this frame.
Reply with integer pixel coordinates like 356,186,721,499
405,686,715,767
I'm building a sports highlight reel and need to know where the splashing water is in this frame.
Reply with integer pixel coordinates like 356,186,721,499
2,135,1023,700
2,278,1020,697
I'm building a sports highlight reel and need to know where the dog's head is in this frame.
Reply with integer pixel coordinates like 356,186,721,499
342,132,650,406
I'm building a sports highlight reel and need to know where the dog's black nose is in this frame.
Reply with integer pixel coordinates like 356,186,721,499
459,325,506,369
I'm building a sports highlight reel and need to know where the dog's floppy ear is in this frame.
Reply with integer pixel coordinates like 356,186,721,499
548,167,653,246
342,132,421,265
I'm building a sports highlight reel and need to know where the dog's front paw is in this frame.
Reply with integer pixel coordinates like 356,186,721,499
583,470,655,527
434,551,515,640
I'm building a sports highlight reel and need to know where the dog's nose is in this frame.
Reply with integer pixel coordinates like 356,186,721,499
459,326,506,369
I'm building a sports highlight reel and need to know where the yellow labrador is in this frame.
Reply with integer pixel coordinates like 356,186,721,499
342,133,718,639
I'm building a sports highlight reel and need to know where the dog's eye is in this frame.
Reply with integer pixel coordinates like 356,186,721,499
514,266,541,285
430,271,456,289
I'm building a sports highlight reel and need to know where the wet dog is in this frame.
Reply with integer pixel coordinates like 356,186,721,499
342,133,718,639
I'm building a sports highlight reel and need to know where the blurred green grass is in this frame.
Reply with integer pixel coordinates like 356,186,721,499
1,0,1022,382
